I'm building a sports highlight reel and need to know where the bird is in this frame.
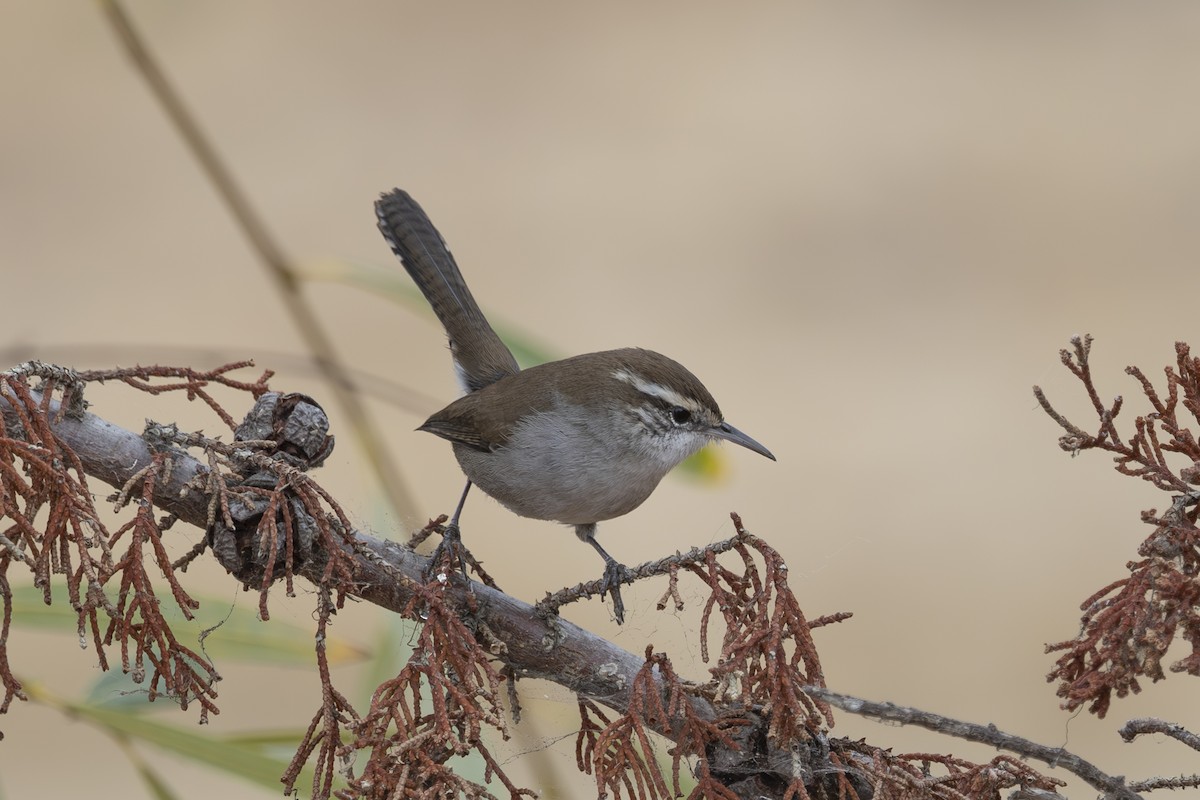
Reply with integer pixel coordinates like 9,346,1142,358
375,188,775,622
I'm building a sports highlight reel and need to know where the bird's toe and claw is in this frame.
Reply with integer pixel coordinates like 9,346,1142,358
426,521,500,590
424,521,468,583
598,558,633,625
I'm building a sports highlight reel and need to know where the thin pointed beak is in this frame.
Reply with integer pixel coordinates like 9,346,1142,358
712,422,776,461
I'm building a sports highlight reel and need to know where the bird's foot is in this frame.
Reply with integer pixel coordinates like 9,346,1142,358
532,556,632,625
599,559,633,625
424,521,465,582
423,522,498,590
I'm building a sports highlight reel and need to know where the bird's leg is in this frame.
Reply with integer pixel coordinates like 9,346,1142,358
577,523,632,625
448,479,472,533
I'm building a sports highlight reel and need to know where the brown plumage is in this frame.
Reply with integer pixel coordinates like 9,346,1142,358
375,188,773,623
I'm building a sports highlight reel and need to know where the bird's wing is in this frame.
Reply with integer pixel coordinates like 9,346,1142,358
418,392,513,452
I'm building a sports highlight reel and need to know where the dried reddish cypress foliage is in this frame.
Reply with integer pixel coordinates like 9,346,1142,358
1036,336,1200,716
577,519,855,800
333,578,533,800
0,362,276,722
1,360,1072,799
840,747,1066,800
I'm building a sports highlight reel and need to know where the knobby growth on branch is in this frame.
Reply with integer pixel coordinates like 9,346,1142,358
1034,336,1200,719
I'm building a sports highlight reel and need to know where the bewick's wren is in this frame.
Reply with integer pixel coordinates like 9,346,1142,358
375,189,774,622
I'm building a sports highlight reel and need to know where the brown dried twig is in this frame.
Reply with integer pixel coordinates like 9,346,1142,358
4,360,1072,800
534,529,748,620
836,746,1067,800
285,584,360,799
336,579,535,800
694,514,834,738
1,363,543,799
579,649,744,800
1035,336,1200,717
1119,714,1200,791
812,688,1104,800
80,362,271,429
1118,717,1200,751
572,517,858,800
99,451,218,718
1128,775,1200,793
0,363,276,721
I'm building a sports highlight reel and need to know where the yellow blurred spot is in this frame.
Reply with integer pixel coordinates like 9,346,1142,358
678,446,729,484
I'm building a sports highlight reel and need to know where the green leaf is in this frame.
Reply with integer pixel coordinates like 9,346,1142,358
85,669,165,710
117,736,184,800
9,584,367,669
299,258,558,368
356,612,418,710
28,683,318,794
220,728,318,748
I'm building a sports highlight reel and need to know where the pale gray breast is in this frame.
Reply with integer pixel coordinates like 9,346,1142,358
451,397,698,525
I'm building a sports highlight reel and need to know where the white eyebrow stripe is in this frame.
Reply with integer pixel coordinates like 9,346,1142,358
612,368,697,409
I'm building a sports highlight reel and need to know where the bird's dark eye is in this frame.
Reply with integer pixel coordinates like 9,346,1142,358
670,406,692,425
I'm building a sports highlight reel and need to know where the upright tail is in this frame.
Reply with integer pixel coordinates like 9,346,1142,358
375,189,520,392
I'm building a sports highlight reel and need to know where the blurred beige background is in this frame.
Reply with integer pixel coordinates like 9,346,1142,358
4,2,1200,798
